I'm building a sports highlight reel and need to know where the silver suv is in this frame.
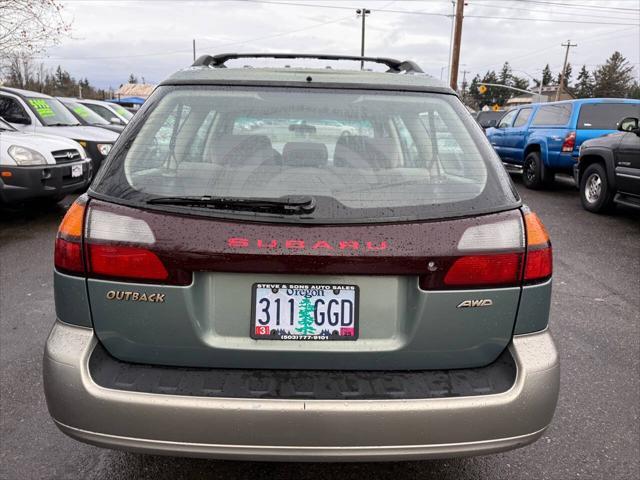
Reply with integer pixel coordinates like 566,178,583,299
44,53,559,461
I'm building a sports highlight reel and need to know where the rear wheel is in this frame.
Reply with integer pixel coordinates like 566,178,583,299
522,152,553,189
580,163,614,213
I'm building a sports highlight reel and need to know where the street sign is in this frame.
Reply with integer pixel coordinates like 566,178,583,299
492,104,501,112
478,85,487,94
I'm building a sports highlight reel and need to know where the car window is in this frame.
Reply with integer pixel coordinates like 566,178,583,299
531,104,572,126
84,103,118,122
110,104,134,121
577,103,640,130
62,100,110,125
94,86,517,223
497,110,517,128
513,108,532,128
0,96,31,124
25,97,81,126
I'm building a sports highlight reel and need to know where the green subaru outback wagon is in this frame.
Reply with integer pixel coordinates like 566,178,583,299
44,53,559,461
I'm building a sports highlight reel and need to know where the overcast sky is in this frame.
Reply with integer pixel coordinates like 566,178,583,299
36,0,640,89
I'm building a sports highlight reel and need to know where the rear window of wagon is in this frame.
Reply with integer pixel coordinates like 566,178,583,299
92,85,519,223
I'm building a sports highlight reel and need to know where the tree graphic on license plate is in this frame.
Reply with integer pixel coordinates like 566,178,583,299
295,297,316,335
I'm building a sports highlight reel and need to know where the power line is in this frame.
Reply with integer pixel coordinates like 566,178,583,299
469,1,634,21
510,0,640,13
241,0,639,25
35,12,353,61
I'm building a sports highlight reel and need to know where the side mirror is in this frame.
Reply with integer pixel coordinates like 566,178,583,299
5,115,31,125
110,117,123,125
617,117,639,133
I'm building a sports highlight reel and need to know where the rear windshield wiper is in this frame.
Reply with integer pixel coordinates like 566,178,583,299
147,195,316,215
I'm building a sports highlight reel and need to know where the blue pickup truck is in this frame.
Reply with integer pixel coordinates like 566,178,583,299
486,98,640,189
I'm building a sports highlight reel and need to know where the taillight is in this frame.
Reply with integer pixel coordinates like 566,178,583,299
561,131,576,152
419,217,526,290
523,210,552,283
84,206,189,285
443,253,524,287
54,197,87,275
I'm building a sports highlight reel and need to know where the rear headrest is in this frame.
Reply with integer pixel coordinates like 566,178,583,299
282,142,328,167
334,135,397,168
213,135,273,164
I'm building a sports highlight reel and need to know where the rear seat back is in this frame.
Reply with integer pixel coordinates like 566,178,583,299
213,134,274,165
334,135,397,168
282,142,328,167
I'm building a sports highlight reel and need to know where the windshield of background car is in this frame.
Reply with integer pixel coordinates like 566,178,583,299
577,103,640,130
62,100,110,125
93,85,518,223
112,104,134,121
25,97,81,126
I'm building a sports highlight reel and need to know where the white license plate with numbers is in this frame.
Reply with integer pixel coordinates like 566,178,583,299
251,283,359,341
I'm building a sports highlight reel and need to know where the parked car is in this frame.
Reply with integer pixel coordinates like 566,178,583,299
0,117,91,203
57,97,125,134
575,116,640,213
475,110,506,132
44,53,559,462
0,87,119,175
76,98,134,125
486,98,640,189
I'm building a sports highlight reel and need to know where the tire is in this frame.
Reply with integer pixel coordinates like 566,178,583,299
580,163,614,213
522,151,552,189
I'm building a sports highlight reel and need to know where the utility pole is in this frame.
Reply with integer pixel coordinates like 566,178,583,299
450,1,465,91
461,69,470,102
192,39,196,63
78,83,82,99
555,39,577,101
356,8,371,70
447,0,455,83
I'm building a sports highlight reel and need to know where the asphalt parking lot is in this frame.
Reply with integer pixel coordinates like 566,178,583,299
1,176,638,480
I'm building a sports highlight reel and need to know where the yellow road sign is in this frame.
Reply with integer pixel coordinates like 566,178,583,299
492,104,501,112
478,85,488,94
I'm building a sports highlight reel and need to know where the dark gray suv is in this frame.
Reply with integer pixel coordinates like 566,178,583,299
44,53,559,461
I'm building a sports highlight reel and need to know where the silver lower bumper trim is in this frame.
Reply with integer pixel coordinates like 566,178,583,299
44,321,560,461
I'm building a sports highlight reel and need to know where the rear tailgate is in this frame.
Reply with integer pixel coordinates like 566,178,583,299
85,200,527,370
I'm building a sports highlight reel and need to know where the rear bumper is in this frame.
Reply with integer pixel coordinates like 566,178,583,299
43,321,560,461
0,160,91,203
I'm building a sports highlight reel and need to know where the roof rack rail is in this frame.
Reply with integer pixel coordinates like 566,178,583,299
192,53,424,74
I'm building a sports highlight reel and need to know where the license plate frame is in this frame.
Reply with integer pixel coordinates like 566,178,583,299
251,283,359,341
71,164,83,178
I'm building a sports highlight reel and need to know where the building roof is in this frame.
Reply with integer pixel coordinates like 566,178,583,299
114,83,155,98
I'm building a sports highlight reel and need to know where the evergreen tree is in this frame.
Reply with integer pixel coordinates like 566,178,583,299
593,51,635,98
556,62,572,89
541,64,553,86
295,298,316,335
128,73,138,84
499,62,512,86
628,82,640,100
512,75,530,92
574,65,594,98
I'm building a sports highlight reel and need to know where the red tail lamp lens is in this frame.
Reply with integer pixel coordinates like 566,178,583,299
54,199,86,275
561,131,576,152
523,211,552,283
444,253,524,288
88,244,169,281
54,238,84,274
524,247,553,281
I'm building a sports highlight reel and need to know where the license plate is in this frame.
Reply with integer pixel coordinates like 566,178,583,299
71,164,83,178
251,283,359,341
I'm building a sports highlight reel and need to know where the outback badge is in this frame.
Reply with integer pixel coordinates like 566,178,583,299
106,290,166,303
457,299,493,308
